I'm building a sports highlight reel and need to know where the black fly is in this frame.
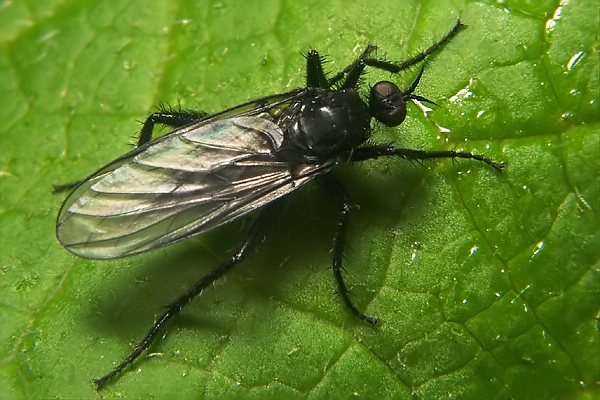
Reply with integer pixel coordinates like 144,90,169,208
55,20,504,389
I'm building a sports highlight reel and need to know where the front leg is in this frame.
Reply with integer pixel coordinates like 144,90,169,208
326,44,378,88
362,20,465,74
351,144,505,171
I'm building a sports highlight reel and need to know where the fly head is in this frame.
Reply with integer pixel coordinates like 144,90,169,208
369,67,437,127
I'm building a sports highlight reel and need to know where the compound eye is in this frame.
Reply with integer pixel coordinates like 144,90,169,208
369,81,407,127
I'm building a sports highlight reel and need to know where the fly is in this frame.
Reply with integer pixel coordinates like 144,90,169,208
55,20,504,389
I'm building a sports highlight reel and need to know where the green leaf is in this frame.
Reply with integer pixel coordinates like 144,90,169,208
1,0,597,399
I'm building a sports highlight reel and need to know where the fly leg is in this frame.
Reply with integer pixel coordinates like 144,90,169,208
136,108,208,147
305,49,330,88
324,19,465,92
305,43,378,89
298,20,465,92
52,180,93,193
351,145,505,171
362,20,465,74
319,176,379,326
326,44,378,88
53,109,208,193
93,210,269,390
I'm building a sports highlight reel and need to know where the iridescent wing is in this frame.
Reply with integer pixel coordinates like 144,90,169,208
56,113,333,259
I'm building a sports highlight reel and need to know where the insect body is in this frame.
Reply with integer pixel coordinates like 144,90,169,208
56,20,503,389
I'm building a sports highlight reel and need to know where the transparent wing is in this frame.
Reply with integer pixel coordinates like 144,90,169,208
57,115,333,259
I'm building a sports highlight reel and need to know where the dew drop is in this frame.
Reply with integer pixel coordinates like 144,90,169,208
531,241,544,257
410,242,421,263
566,50,584,71
469,245,479,256
449,88,472,103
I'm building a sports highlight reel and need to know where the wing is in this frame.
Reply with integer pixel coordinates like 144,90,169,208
56,114,334,259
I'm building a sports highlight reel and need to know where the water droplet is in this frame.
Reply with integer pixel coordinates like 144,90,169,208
410,242,421,262
39,29,60,42
546,19,557,31
545,0,568,33
435,123,451,133
511,284,531,304
287,347,300,356
575,187,592,211
531,241,544,257
449,88,472,103
566,50,584,71
175,19,192,26
413,99,433,116
543,330,549,340
146,352,163,359
469,245,479,256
